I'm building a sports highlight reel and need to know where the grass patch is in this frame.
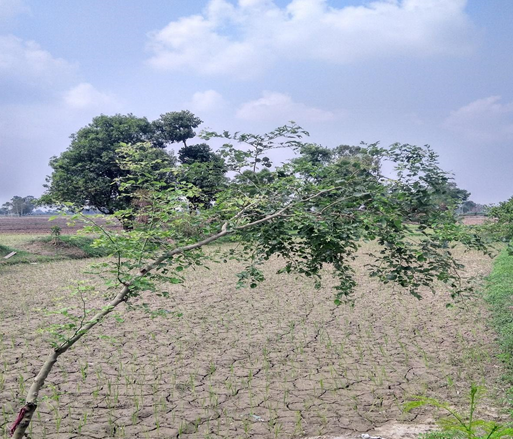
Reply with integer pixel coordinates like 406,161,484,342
36,235,109,258
0,235,109,268
483,248,513,382
418,433,460,439
0,243,59,265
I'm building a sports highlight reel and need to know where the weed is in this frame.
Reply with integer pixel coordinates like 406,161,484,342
405,384,513,439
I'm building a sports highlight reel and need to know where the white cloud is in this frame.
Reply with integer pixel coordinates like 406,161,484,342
236,91,337,123
0,35,77,87
147,0,476,78
187,89,226,112
0,0,29,21
445,96,513,142
63,83,120,111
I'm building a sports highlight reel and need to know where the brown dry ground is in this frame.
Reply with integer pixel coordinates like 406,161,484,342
0,216,121,235
0,238,509,439
460,216,489,226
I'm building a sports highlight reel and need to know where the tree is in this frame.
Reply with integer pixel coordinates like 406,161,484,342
460,200,477,214
1,195,35,216
432,181,471,211
177,143,227,207
41,111,200,214
151,110,203,148
9,124,487,438
484,197,513,242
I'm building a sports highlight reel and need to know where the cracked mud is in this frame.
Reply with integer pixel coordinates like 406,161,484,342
0,245,507,438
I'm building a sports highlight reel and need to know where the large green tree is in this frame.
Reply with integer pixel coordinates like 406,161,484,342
42,111,201,214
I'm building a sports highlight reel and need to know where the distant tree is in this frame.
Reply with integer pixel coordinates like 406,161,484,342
460,200,477,214
151,110,203,148
2,195,36,216
433,181,470,210
177,143,227,207
292,143,381,183
41,112,200,215
485,197,513,242
178,143,217,165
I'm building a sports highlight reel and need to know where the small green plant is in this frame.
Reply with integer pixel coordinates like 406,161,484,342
417,433,460,439
405,384,513,439
50,225,62,244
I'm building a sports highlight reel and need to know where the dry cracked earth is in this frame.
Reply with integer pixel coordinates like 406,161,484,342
0,244,508,438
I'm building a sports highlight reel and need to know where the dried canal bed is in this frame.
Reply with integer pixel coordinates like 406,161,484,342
0,245,507,438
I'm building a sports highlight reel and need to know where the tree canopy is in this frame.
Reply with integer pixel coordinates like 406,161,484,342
484,197,513,244
177,143,227,207
11,123,486,438
151,110,202,148
41,111,202,214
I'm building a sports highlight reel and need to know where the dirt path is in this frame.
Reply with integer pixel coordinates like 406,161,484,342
0,246,507,438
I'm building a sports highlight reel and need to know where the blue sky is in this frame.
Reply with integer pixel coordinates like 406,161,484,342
1,0,512,205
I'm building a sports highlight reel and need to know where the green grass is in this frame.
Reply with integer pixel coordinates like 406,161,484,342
418,433,461,439
36,235,109,258
0,243,59,265
0,235,108,267
483,248,513,382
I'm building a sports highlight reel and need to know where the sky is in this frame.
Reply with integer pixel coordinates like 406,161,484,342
0,0,512,205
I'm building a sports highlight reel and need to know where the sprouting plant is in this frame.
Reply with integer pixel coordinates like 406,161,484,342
404,384,513,439
294,411,303,435
50,225,62,245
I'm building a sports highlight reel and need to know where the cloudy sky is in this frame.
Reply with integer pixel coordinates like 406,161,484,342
0,0,512,205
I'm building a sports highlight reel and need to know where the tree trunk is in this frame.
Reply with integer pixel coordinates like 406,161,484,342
11,284,130,438
10,226,231,438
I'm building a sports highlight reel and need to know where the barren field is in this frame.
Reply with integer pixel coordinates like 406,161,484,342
460,216,489,226
0,216,121,235
0,241,508,439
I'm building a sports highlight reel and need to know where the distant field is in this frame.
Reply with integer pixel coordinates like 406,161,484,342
460,215,489,225
0,215,121,235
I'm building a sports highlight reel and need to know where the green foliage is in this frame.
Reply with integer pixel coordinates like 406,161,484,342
482,197,513,246
430,181,471,211
74,123,487,307
151,110,202,147
10,122,494,439
177,143,227,207
37,235,110,258
39,283,99,349
178,143,216,164
418,432,462,439
483,249,513,381
406,384,513,439
41,112,191,214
